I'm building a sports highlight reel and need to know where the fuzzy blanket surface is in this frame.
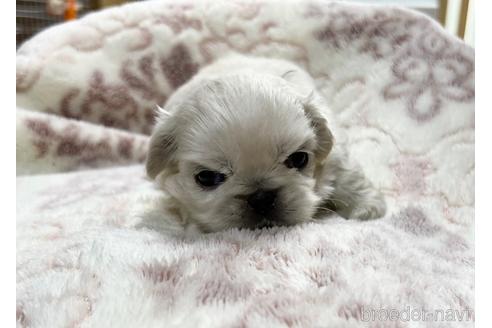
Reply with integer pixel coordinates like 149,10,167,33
16,1,475,327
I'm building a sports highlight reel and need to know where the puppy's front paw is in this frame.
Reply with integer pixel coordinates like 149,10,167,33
349,192,386,220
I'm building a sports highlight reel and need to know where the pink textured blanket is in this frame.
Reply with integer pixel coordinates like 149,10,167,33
16,1,474,327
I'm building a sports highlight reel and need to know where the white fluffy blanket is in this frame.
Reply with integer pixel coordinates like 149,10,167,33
16,0,475,327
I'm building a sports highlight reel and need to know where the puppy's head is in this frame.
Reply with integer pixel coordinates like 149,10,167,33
147,74,333,232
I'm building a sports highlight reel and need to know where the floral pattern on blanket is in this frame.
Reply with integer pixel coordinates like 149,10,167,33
16,0,474,327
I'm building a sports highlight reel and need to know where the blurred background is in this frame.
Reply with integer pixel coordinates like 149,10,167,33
16,0,474,48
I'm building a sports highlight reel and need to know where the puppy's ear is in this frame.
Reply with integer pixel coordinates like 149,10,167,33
146,107,178,179
303,100,334,162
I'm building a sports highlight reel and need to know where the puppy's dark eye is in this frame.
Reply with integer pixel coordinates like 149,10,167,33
284,152,309,169
195,170,226,188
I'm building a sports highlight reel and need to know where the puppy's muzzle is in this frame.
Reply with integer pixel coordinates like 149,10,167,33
247,189,277,215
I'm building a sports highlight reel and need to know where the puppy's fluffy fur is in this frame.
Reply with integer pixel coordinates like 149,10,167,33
146,54,386,232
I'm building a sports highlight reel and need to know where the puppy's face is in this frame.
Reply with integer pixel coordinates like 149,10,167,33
147,75,333,232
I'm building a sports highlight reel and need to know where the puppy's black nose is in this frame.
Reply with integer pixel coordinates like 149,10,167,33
247,189,277,215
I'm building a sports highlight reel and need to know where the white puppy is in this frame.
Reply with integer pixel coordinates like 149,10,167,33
146,54,386,233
